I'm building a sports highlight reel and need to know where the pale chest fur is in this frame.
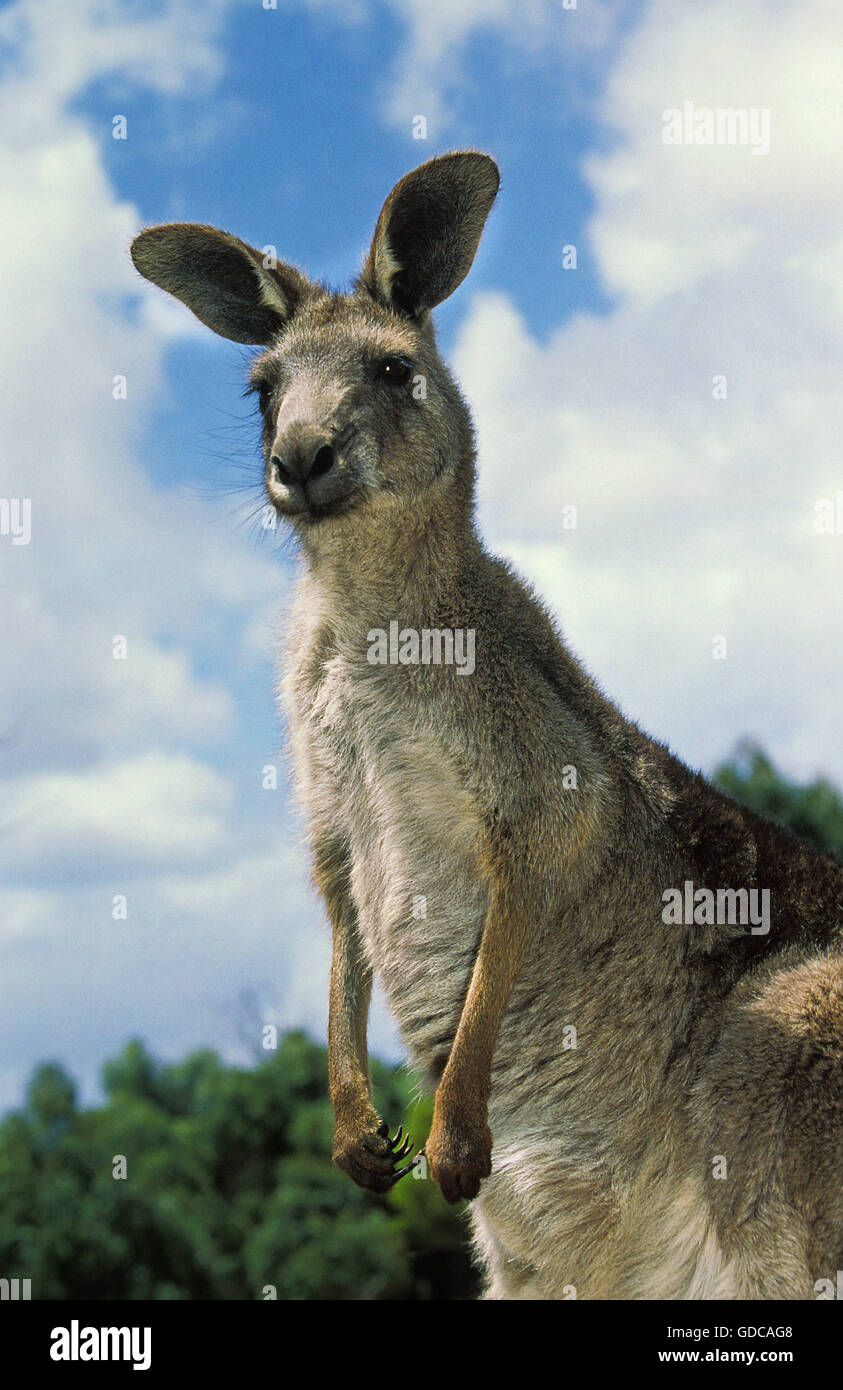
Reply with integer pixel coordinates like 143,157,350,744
285,626,490,1076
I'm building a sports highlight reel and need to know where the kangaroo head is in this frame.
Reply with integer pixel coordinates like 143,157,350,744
131,153,499,541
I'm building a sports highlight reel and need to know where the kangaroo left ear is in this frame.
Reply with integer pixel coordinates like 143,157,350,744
130,223,312,345
360,151,499,319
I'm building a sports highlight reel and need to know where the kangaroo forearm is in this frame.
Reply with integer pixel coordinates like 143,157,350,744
424,860,532,1201
441,949,525,1107
327,911,413,1191
313,831,374,1122
316,834,411,1192
328,917,373,1122
439,866,532,1112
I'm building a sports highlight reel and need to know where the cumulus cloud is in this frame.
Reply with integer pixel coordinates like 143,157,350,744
0,0,280,781
379,0,631,131
587,0,843,306
455,0,843,784
4,752,234,880
0,0,230,106
0,841,399,1110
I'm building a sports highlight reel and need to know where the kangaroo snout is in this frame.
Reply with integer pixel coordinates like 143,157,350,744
270,426,335,486
266,419,350,518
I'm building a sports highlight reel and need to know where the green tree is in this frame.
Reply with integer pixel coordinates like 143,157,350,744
712,740,843,860
0,1033,476,1300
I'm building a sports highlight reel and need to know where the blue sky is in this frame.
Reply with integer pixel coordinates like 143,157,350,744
1,0,841,1114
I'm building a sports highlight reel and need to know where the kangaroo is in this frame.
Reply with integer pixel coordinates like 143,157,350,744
131,152,843,1300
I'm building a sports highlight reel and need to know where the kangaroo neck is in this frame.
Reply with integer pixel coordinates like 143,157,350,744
297,489,483,629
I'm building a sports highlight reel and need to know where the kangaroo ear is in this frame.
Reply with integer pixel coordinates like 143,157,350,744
361,151,499,318
130,224,311,345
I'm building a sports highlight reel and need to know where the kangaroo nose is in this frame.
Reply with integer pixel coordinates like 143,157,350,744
270,432,335,487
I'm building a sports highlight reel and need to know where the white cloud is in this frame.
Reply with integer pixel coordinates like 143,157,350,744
0,886,62,947
0,0,281,783
4,751,233,878
0,841,401,1111
379,0,630,131
0,0,230,109
587,0,843,306
3,595,233,770
454,0,843,786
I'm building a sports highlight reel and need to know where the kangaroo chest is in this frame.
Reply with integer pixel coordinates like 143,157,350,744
290,642,489,1073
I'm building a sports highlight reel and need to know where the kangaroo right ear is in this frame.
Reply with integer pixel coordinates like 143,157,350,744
361,151,499,319
130,224,311,345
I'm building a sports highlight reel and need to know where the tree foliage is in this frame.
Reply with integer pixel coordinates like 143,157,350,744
712,740,843,861
0,1033,475,1300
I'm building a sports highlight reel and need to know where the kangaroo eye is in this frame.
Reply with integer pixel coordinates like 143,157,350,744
248,380,274,414
378,355,413,386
